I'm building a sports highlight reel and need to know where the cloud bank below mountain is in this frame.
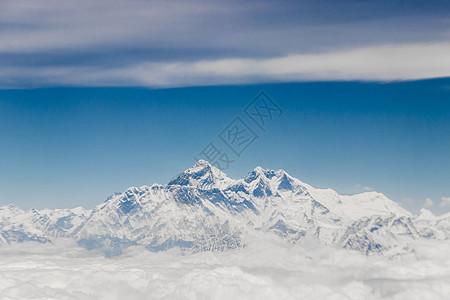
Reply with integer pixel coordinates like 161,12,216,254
1,237,449,300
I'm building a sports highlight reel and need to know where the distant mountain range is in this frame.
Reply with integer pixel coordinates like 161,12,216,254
1,160,449,255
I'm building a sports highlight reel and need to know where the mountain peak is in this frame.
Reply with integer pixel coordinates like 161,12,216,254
245,166,290,182
167,160,232,189
417,208,435,219
0,204,24,215
188,159,224,175
193,159,212,168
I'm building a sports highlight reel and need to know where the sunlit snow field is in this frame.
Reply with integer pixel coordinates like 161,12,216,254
1,237,449,300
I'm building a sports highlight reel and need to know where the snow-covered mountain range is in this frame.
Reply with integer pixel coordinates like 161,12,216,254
1,160,449,255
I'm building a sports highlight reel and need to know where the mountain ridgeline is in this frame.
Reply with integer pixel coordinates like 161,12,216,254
1,160,449,255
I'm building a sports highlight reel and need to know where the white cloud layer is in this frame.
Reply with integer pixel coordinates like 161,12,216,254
155,42,450,82
1,237,450,300
1,0,450,87
1,42,449,88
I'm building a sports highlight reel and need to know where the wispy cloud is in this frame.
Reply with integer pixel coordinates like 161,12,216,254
440,197,450,208
424,198,434,208
355,184,374,192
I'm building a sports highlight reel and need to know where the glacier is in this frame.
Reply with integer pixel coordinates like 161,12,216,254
1,160,449,255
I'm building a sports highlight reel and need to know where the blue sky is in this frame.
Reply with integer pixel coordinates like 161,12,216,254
1,80,449,214
0,0,449,213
